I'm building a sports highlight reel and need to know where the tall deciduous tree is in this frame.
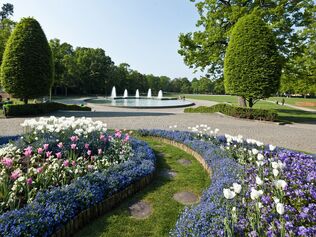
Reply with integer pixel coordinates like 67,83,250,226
224,13,281,107
0,17,54,104
179,0,315,78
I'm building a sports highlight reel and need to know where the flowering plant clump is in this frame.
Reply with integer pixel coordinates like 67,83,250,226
0,138,156,237
139,128,316,237
0,117,133,214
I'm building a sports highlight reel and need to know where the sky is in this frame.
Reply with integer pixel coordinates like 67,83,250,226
7,0,203,80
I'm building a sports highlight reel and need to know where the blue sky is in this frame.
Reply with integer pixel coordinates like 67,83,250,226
7,0,202,80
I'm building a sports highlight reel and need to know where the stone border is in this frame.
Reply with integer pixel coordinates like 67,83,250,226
51,173,154,237
148,137,212,176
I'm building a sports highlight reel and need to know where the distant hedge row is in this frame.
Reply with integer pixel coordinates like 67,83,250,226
184,104,278,121
3,102,91,117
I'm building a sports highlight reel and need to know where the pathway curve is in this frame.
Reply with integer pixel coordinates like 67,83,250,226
266,100,316,113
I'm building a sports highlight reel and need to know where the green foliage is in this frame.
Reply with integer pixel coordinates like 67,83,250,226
179,0,315,78
0,19,15,66
280,16,316,96
185,104,278,121
224,13,282,106
0,17,53,103
3,102,91,117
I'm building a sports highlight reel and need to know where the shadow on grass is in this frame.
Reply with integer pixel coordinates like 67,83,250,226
276,109,316,124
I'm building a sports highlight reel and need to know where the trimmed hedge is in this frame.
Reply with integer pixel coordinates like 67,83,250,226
3,102,91,117
184,104,277,121
0,138,156,237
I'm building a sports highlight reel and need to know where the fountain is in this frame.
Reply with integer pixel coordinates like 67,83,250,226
147,88,152,98
135,89,140,98
157,90,163,99
123,89,128,98
111,86,116,98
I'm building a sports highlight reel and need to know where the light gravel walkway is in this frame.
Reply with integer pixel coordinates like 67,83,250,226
0,99,315,153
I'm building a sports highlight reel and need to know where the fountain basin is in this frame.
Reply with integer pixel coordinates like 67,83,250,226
85,97,194,108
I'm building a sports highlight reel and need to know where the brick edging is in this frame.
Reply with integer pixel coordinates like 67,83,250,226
148,136,212,176
51,173,154,237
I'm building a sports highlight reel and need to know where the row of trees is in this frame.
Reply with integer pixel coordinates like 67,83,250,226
49,39,225,96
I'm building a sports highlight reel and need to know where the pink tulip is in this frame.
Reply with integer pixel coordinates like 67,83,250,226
37,147,44,154
100,134,105,141
43,144,49,150
46,151,52,158
71,144,77,150
124,134,130,142
63,160,70,167
70,136,79,142
23,146,32,157
57,142,63,148
115,131,122,138
87,150,92,156
87,165,94,171
10,169,21,180
56,152,62,159
84,143,89,149
36,167,43,173
26,178,33,185
1,157,13,168
72,161,76,167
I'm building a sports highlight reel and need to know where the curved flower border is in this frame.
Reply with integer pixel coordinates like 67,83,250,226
0,138,156,237
139,129,316,237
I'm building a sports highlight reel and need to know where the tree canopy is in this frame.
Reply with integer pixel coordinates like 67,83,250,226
0,17,54,103
224,13,282,107
179,0,315,79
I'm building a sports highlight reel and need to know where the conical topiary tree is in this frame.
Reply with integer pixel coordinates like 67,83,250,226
0,17,54,104
224,13,282,108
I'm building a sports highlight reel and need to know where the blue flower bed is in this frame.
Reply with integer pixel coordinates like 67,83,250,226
0,135,20,146
139,129,316,237
0,138,155,237
139,129,243,236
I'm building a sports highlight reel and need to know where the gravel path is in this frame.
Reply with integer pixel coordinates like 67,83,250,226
0,99,315,153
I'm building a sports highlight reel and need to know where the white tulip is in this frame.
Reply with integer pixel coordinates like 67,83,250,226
273,196,280,204
223,188,236,199
232,183,242,194
252,148,259,155
278,160,286,169
257,153,264,161
269,145,276,151
256,176,263,185
273,169,279,177
276,203,285,215
274,180,287,190
271,162,279,169
250,188,263,200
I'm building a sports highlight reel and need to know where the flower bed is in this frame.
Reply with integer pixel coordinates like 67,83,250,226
0,117,156,236
139,126,316,237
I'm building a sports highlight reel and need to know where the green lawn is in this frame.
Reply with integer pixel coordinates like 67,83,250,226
75,137,210,237
180,94,316,124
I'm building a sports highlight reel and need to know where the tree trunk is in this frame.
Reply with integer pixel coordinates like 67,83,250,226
238,96,247,107
23,98,28,104
249,97,254,108
65,87,68,97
